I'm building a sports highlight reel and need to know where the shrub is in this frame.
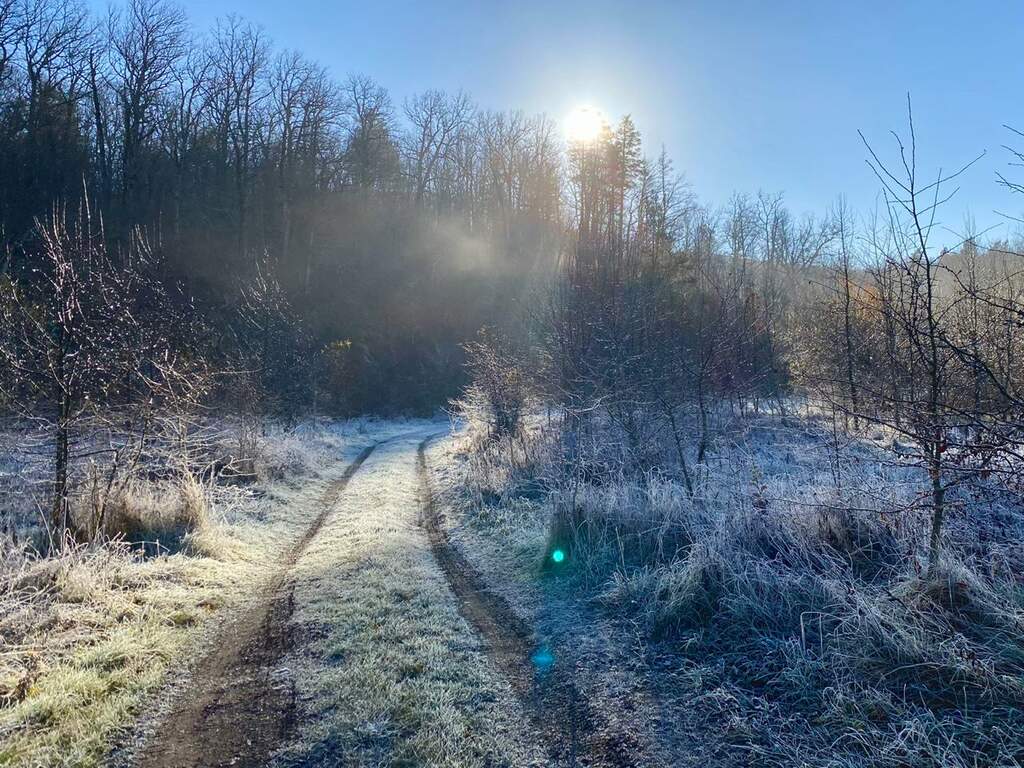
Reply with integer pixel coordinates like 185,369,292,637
70,472,210,554
461,328,529,440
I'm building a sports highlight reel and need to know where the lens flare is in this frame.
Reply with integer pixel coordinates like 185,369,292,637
551,548,566,563
531,646,555,671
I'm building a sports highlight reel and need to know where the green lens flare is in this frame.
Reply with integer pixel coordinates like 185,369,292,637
551,548,565,563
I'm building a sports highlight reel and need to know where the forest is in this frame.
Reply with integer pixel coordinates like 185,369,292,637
3,1,1024,767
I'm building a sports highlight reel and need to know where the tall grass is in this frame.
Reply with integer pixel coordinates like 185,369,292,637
456,407,1024,766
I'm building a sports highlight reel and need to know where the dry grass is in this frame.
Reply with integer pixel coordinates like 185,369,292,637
443,407,1024,767
69,472,211,553
0,418,388,768
0,541,226,767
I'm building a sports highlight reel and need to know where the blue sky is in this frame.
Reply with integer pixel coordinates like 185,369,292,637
99,0,1024,239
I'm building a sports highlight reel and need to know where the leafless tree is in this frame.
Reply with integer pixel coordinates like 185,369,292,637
108,0,186,218
852,99,984,575
0,199,191,545
0,0,21,86
403,89,473,207
206,15,268,257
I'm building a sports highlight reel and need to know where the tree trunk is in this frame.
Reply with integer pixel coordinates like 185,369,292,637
842,271,859,429
52,398,70,547
665,404,695,498
927,452,945,578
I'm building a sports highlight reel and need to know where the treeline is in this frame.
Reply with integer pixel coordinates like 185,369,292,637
7,0,1024,565
467,105,1024,574
0,0,562,415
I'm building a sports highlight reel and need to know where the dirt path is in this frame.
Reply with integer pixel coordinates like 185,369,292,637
417,437,651,768
133,443,378,768
132,430,651,768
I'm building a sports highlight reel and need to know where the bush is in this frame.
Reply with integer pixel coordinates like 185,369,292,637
461,328,529,439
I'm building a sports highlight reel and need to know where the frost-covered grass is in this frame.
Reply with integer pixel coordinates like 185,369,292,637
276,429,543,768
439,407,1024,767
0,418,394,768
0,542,231,767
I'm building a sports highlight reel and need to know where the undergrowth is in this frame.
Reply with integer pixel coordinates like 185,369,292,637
451,407,1024,767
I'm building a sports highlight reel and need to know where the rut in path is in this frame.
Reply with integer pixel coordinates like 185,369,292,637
416,437,651,768
134,443,378,768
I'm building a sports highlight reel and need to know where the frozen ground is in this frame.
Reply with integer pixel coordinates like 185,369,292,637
0,418,437,768
6,409,1021,767
429,408,1024,767
274,427,545,767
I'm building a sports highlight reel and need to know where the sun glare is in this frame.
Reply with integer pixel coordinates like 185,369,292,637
564,106,606,144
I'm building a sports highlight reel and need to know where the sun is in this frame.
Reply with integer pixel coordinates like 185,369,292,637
564,106,607,144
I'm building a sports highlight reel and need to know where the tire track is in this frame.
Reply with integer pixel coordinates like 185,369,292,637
134,442,378,768
417,436,648,768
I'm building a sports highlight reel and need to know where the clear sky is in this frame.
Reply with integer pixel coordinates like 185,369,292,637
100,0,1024,240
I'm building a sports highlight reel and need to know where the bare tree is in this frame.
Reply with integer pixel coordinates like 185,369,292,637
0,0,21,86
108,0,186,221
206,15,268,258
854,99,983,576
267,48,340,265
403,89,473,207
342,74,398,193
0,199,186,545
159,45,212,239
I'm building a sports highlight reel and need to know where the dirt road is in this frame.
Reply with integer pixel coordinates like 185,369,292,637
134,444,380,768
131,427,646,767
